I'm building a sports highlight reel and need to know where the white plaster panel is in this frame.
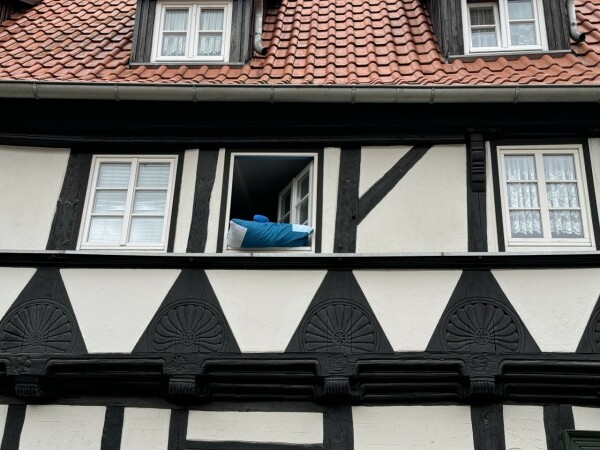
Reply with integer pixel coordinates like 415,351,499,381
352,405,474,450
321,147,340,253
206,270,326,352
173,149,199,253
356,145,468,253
187,411,323,444
493,269,600,352
354,270,461,351
503,405,547,450
19,405,105,450
359,146,411,197
61,269,181,353
120,408,170,450
0,146,70,250
204,148,225,253
486,143,499,252
588,138,600,223
0,405,9,446
573,406,600,431
0,268,36,321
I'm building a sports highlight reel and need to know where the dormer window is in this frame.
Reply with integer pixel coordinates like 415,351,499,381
151,1,232,62
463,0,547,54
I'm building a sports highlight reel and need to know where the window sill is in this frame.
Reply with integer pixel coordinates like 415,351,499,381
128,62,246,69
448,49,569,63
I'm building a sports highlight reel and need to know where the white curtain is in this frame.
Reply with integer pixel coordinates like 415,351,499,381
129,163,169,243
508,0,536,45
198,9,224,56
162,9,188,56
505,156,542,237
544,155,583,238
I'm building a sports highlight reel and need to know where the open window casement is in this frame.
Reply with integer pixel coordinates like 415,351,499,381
224,153,318,252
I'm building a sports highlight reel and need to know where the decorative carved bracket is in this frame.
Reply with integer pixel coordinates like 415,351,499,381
469,133,486,192
464,354,501,400
168,375,203,399
15,375,44,399
323,376,351,401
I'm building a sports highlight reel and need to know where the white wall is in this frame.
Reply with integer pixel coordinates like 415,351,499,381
359,146,411,197
207,270,326,352
0,268,35,321
503,405,546,450
0,146,69,250
573,406,600,431
173,149,199,253
494,269,600,352
19,405,105,450
204,148,225,253
187,411,323,444
354,270,461,351
62,269,181,353
321,147,340,253
485,143,499,252
352,405,474,450
120,408,170,450
356,145,468,253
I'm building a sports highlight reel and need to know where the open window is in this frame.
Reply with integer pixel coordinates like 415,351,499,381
223,153,318,251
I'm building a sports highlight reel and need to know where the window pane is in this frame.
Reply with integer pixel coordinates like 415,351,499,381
97,163,131,188
509,210,542,237
471,29,497,47
298,200,309,225
299,174,310,198
544,155,576,181
510,23,536,45
164,9,188,31
200,9,224,30
93,190,127,213
133,190,167,213
198,34,223,56
162,34,186,56
137,163,170,188
507,183,539,208
505,155,536,181
470,7,495,25
129,217,165,243
88,217,123,243
546,183,579,208
550,210,583,238
508,0,534,20
281,190,291,217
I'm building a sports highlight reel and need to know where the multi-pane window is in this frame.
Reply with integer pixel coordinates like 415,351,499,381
464,0,546,53
498,145,594,250
152,1,231,62
79,156,177,250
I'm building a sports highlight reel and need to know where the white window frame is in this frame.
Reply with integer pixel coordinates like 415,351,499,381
497,145,595,251
78,155,178,252
462,0,548,54
223,152,318,252
151,0,232,63
277,163,313,226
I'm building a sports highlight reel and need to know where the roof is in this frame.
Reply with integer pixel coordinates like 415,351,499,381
0,0,598,85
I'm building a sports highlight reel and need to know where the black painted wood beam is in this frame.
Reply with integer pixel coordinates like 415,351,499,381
333,148,361,253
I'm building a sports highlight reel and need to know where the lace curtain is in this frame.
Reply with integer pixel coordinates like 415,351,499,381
161,9,188,56
505,155,583,239
198,9,224,56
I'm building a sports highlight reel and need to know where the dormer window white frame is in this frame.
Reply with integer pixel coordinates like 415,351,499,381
151,0,232,63
462,0,548,54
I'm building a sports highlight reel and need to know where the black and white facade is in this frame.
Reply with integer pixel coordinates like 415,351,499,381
1,97,600,449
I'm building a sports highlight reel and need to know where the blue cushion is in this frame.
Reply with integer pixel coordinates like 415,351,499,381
227,219,314,248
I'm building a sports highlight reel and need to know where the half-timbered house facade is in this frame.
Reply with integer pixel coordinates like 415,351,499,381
0,0,599,447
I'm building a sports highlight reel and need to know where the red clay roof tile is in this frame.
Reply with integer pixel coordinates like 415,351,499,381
0,0,598,85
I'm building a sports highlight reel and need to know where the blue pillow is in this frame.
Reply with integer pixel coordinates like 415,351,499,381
227,219,314,248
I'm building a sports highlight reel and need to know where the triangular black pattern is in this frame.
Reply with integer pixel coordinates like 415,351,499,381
133,269,240,353
286,270,393,353
576,294,600,353
426,270,540,353
0,268,87,354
